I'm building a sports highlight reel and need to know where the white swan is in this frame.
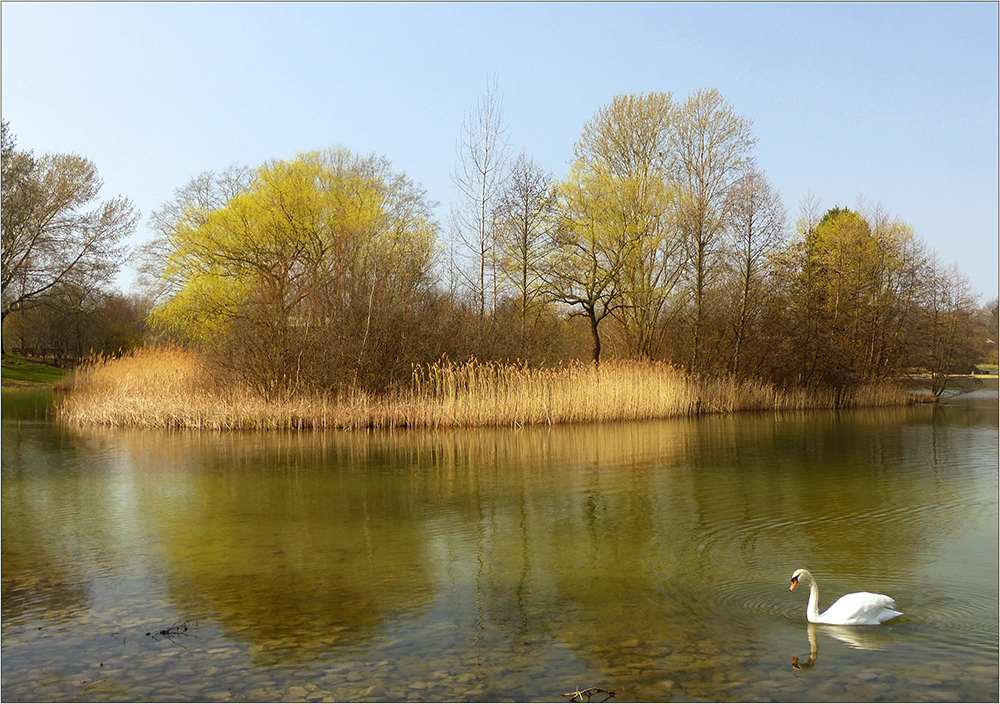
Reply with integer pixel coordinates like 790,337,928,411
789,569,902,625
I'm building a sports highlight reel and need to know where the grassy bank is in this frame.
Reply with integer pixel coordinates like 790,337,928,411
57,346,915,430
1,354,72,387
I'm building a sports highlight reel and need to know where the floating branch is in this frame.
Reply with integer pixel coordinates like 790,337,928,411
562,686,616,702
146,620,198,648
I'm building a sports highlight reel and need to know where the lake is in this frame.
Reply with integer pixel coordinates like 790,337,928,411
2,384,997,702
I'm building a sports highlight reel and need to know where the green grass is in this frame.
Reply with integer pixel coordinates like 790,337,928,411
1,354,72,386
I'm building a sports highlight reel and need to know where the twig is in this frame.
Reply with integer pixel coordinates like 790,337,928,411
146,619,197,648
562,686,616,702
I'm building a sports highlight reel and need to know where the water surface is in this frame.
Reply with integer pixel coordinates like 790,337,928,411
2,387,997,701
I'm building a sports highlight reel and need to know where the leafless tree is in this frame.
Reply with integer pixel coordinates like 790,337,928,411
668,89,756,372
449,75,510,318
493,150,557,326
1,121,137,350
723,165,786,376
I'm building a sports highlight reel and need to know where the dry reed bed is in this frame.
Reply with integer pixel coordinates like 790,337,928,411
58,347,914,430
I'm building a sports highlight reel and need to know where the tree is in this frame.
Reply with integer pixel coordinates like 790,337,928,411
917,262,981,395
798,207,878,384
722,166,785,376
669,89,756,372
147,147,438,395
546,164,639,365
450,75,510,318
551,93,683,361
493,150,557,326
985,297,999,366
858,203,929,379
778,203,932,387
140,165,255,294
1,121,137,351
3,287,151,361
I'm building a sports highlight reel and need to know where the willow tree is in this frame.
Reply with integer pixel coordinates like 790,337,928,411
669,89,757,373
552,93,683,360
148,148,437,395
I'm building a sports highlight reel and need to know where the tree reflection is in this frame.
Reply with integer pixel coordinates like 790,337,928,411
107,430,437,658
2,420,104,627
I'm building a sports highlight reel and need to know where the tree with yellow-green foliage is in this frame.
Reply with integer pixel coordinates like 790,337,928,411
546,161,637,365
547,93,683,363
785,204,932,386
145,147,438,395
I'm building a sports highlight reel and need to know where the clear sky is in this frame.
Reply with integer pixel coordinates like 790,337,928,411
3,2,997,299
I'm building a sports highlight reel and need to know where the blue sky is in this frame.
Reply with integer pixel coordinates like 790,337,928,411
3,2,997,299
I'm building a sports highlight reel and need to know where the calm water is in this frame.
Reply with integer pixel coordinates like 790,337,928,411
2,386,997,702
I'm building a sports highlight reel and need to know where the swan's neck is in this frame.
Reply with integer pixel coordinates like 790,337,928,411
806,578,821,623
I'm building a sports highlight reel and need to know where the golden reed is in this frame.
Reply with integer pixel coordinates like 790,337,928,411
58,346,914,430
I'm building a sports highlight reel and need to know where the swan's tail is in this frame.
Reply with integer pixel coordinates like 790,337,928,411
879,608,903,623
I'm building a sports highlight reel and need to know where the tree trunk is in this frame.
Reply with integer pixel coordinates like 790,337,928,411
589,309,602,367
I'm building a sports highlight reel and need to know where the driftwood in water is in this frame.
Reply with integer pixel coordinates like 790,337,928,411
562,686,616,702
146,620,197,647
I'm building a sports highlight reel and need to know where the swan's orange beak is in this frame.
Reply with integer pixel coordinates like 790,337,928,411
789,577,798,591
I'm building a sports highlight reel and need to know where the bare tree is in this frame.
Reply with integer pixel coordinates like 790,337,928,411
450,75,510,318
919,261,981,396
493,150,557,326
669,89,756,373
723,165,786,376
139,164,255,305
5,285,151,361
1,121,137,350
554,93,683,360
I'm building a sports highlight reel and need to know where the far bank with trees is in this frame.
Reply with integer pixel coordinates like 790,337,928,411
1,86,995,427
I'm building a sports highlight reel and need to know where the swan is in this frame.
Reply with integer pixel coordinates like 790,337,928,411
789,569,902,625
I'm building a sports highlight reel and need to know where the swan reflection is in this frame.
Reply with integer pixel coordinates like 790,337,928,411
791,623,819,670
792,622,892,670
821,623,892,651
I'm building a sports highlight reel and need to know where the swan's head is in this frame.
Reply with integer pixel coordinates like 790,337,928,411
789,568,813,591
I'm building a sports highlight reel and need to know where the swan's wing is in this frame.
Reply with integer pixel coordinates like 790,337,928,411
819,592,902,625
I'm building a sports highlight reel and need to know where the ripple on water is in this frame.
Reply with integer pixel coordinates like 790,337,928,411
713,578,796,619
679,484,997,635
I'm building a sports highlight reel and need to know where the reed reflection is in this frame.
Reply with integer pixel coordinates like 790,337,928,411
110,431,439,658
